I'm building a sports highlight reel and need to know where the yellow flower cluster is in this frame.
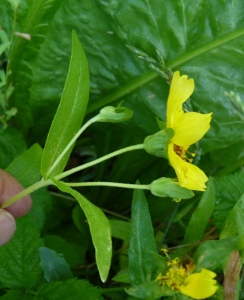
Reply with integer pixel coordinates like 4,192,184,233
156,258,218,299
166,71,212,191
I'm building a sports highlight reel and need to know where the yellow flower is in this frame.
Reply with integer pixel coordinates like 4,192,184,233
166,71,212,191
156,258,218,299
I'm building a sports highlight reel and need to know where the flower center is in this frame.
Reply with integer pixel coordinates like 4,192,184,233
174,144,195,163
156,258,195,291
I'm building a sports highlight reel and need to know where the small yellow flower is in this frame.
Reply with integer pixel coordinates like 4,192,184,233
156,258,218,299
166,71,212,191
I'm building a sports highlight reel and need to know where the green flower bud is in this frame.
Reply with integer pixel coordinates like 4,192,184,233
150,177,194,199
144,128,174,158
97,105,133,123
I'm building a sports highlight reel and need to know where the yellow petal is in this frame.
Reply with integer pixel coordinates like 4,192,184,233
171,112,212,147
167,71,194,129
180,269,218,299
168,143,208,191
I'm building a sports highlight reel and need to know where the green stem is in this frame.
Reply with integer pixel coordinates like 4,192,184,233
55,143,145,180
65,181,150,190
160,202,180,247
2,144,145,208
1,178,52,208
46,115,99,177
87,27,244,114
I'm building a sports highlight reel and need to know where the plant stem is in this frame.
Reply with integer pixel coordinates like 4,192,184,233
1,178,52,208
46,115,99,177
65,181,150,190
87,27,244,114
160,202,180,247
55,143,145,180
2,144,145,208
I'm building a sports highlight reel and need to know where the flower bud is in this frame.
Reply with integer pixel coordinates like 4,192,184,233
97,105,133,123
144,128,174,158
150,177,194,199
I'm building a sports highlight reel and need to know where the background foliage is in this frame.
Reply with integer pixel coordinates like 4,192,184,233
1,0,244,299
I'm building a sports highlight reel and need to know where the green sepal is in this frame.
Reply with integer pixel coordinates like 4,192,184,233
156,117,167,130
150,177,194,199
97,104,133,123
144,128,174,158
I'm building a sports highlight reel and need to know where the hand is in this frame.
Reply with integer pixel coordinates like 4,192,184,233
0,169,32,245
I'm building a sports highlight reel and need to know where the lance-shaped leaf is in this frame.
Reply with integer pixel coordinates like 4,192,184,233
52,179,112,282
184,177,215,243
128,187,157,286
41,30,89,179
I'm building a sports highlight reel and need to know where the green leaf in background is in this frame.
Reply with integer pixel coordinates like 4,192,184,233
220,193,244,240
126,280,175,300
0,127,26,169
52,179,112,282
0,215,43,289
2,0,64,134
194,237,237,271
128,187,157,286
37,279,104,300
183,178,215,243
5,143,42,187
110,219,131,241
39,246,73,282
41,30,89,179
44,235,86,267
0,290,35,300
213,173,244,231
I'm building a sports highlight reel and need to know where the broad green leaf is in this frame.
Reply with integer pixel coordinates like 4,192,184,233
0,127,26,169
220,193,244,240
37,279,104,300
41,30,89,179
6,143,42,187
194,237,237,271
52,179,112,282
125,280,175,299
110,219,131,241
213,173,244,231
39,246,73,282
0,215,43,289
4,0,64,134
112,269,130,283
0,290,35,300
183,178,215,243
128,188,157,286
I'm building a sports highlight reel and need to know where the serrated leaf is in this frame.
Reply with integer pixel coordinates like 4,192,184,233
52,179,111,282
0,215,43,288
183,178,215,243
37,278,104,300
41,30,89,179
128,188,157,286
0,290,35,300
5,143,42,187
39,246,73,282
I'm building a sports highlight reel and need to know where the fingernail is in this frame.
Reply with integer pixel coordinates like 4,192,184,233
0,209,16,245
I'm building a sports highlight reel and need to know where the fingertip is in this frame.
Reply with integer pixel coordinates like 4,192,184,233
0,169,32,218
0,209,16,245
